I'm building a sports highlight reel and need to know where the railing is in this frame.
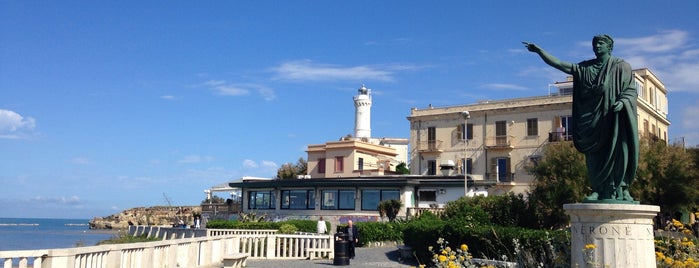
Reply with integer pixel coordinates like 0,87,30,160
207,228,278,236
416,140,444,152
485,136,515,149
127,226,277,240
548,131,572,142
1,229,333,268
406,207,445,219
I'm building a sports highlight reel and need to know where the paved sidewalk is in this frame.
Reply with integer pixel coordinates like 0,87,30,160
244,246,420,268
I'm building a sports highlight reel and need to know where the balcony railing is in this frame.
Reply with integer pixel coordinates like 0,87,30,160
417,140,444,153
548,131,573,142
485,172,515,183
484,136,515,149
406,207,445,219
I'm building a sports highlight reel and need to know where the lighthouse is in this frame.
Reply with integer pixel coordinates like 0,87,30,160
353,84,372,139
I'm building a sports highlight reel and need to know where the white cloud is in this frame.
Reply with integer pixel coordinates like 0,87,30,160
242,159,258,168
29,195,83,206
261,160,278,169
201,80,276,100
160,95,178,100
681,104,699,130
615,30,688,54
272,60,396,82
613,30,699,93
0,109,36,139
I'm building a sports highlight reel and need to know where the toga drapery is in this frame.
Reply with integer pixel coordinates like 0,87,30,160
571,56,639,201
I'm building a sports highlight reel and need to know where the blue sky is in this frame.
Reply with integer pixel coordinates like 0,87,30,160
2,1,698,219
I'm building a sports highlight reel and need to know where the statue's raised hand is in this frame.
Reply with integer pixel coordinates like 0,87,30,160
522,42,541,53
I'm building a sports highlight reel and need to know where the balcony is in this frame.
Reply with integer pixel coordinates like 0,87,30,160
548,131,573,142
485,172,515,183
484,135,515,150
417,140,444,154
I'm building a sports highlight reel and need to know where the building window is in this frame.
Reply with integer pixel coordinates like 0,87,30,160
418,190,437,202
318,158,326,174
427,126,437,150
335,156,344,173
281,190,315,210
492,157,512,182
321,190,356,210
461,158,473,174
643,120,649,136
361,189,400,211
427,160,437,175
461,123,473,140
248,190,275,210
358,158,364,171
526,118,538,136
560,116,573,140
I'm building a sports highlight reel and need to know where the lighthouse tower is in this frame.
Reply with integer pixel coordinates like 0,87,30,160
354,84,372,139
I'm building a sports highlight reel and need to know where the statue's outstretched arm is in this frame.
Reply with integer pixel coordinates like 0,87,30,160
523,42,573,74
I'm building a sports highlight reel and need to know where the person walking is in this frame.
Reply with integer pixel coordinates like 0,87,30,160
346,220,359,259
317,216,327,234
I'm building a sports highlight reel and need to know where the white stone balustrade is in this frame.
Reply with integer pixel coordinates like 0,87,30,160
0,229,333,268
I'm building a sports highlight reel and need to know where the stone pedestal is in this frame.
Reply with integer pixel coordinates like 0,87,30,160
564,203,660,268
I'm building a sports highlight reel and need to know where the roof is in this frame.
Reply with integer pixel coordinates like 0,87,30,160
227,175,490,189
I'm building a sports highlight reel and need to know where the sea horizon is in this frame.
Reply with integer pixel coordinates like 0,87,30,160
0,217,118,252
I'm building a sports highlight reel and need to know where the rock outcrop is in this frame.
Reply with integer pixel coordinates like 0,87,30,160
89,206,201,229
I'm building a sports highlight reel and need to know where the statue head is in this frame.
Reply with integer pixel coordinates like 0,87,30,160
593,34,614,52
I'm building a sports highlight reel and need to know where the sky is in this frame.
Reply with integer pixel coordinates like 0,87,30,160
2,1,699,219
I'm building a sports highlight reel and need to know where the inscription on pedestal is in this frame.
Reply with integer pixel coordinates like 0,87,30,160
571,224,653,237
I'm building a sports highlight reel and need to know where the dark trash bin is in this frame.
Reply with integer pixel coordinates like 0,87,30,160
333,232,350,266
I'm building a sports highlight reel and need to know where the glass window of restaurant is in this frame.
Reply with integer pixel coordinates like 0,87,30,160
281,189,315,210
248,190,275,209
361,189,401,211
321,189,356,210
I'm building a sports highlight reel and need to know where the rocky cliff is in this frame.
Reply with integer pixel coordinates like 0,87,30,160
89,206,201,229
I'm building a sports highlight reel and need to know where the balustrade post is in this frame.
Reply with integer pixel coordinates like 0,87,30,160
266,235,276,259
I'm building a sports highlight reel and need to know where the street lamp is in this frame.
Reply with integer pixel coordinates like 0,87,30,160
461,111,470,196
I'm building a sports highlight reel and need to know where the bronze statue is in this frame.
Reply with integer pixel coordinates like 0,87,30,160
524,35,639,203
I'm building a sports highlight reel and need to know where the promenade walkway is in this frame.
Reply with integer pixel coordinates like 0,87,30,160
245,246,420,268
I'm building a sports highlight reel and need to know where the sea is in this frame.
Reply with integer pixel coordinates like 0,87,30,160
0,217,118,252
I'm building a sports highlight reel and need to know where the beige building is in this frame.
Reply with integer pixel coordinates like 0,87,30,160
406,68,670,196
306,139,405,178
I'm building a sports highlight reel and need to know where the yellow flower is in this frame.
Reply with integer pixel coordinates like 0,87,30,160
461,244,468,251
664,257,674,265
428,246,433,251
438,255,447,262
445,246,452,252
419,265,426,268
449,255,456,261
585,243,596,250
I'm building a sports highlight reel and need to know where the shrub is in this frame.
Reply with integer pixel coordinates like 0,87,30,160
378,199,403,222
403,215,569,266
354,221,405,246
442,200,490,227
278,223,298,234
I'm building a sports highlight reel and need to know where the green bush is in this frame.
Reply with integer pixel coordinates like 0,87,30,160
452,194,535,228
206,219,320,233
281,219,320,233
206,220,279,230
356,221,405,246
278,223,298,234
442,200,490,227
403,216,570,267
